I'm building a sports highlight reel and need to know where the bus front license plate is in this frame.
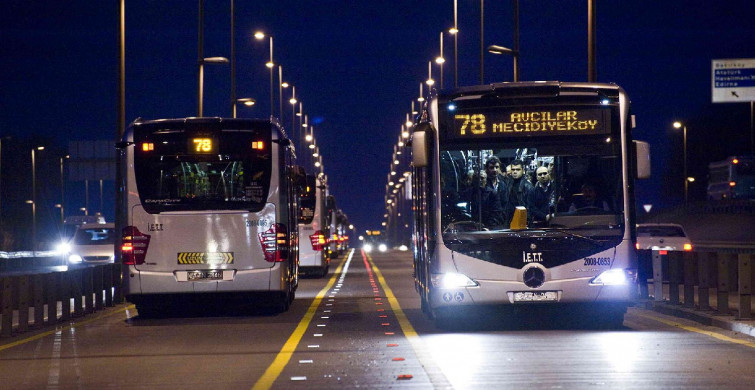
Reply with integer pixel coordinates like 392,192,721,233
513,291,559,302
187,270,223,281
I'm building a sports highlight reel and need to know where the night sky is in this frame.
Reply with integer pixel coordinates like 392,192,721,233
2,1,755,240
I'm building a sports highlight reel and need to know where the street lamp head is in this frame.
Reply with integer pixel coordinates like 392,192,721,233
281,82,289,88
426,78,435,86
265,61,274,68
238,98,256,106
487,45,514,55
203,57,229,64
435,56,446,64
305,134,313,142
289,97,298,105
36,146,45,151
673,121,683,129
254,31,265,40
448,27,459,34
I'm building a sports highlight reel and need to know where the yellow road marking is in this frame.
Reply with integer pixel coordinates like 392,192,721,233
633,311,755,348
251,250,352,390
0,304,135,353
364,252,419,340
364,252,452,387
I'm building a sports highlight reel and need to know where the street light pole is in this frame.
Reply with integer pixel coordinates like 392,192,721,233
480,0,484,84
453,0,458,88
31,146,44,254
673,121,688,207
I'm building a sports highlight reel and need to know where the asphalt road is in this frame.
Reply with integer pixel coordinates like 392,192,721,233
2,249,755,389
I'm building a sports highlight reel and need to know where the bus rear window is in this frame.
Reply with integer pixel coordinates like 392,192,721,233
133,125,272,213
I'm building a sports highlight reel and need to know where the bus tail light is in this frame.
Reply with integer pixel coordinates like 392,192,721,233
258,223,288,262
309,230,327,251
122,226,151,265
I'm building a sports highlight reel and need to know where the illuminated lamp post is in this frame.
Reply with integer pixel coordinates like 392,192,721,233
254,32,275,119
673,121,688,207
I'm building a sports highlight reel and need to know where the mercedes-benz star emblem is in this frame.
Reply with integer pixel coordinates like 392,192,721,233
523,267,546,288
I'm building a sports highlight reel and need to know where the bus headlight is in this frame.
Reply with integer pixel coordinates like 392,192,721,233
431,272,479,288
56,242,71,254
590,268,636,286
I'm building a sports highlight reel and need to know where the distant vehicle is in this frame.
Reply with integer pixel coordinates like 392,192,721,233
65,223,116,264
361,230,386,253
117,117,300,315
707,156,755,200
298,173,331,277
636,223,692,252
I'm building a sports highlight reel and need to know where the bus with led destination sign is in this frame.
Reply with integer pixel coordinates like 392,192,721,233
411,82,651,328
117,117,301,316
451,108,609,139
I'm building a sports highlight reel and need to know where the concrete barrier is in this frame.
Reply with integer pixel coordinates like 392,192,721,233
0,263,123,337
647,250,755,320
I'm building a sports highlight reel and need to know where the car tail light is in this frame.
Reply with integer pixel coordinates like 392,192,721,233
258,223,288,262
122,226,150,265
684,243,693,251
309,230,328,251
635,242,640,250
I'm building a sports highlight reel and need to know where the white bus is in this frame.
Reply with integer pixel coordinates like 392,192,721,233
298,173,330,277
411,82,650,327
117,117,300,315
707,155,755,200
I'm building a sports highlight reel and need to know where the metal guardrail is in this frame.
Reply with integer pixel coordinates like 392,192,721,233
640,249,754,320
1,264,123,337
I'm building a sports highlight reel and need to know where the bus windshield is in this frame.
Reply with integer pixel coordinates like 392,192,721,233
439,146,624,239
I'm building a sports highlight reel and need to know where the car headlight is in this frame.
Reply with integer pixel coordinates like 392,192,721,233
378,244,388,252
431,272,479,288
68,254,83,263
590,268,636,286
363,244,373,253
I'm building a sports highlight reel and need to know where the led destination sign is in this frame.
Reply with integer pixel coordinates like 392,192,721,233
188,137,216,154
449,108,610,139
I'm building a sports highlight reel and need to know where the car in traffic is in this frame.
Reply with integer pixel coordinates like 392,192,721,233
636,223,693,252
63,223,116,264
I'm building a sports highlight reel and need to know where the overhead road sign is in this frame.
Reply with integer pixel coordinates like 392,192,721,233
712,58,755,103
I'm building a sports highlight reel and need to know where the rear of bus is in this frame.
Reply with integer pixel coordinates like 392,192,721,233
118,118,297,313
298,174,330,277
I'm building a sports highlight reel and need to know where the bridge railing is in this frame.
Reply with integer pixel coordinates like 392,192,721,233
640,247,754,320
1,264,123,338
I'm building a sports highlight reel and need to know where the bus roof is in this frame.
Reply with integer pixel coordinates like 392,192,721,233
433,81,622,101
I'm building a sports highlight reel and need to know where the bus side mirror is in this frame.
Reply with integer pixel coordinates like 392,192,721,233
634,140,651,179
412,123,432,168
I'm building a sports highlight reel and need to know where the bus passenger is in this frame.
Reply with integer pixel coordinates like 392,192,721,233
503,159,534,226
465,169,504,228
528,166,555,223
569,183,611,212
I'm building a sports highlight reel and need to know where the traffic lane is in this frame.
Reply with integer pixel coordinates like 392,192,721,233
377,250,755,389
269,249,438,388
0,269,333,389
